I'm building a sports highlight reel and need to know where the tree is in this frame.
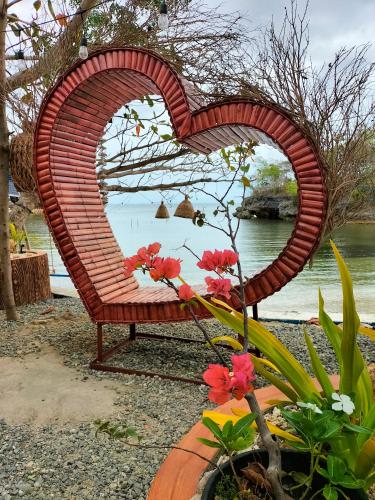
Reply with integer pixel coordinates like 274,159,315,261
235,1,375,238
0,0,17,319
0,0,104,320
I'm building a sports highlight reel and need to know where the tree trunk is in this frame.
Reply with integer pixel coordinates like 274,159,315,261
0,251,51,308
0,2,18,320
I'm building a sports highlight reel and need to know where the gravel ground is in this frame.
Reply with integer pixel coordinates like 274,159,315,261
0,297,374,499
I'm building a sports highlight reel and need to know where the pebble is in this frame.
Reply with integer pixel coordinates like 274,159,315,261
0,297,374,499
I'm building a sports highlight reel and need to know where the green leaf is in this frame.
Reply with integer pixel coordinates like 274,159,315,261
209,335,243,351
330,241,361,395
7,13,19,22
355,436,375,479
343,423,372,435
196,437,222,449
304,330,334,398
290,471,309,485
230,413,257,440
327,455,346,482
160,133,172,141
323,484,338,500
47,0,56,19
231,432,255,451
9,24,21,37
252,357,299,403
241,176,251,187
145,95,154,107
201,417,224,443
319,289,342,361
222,420,233,439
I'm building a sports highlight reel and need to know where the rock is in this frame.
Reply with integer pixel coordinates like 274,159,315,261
235,194,298,220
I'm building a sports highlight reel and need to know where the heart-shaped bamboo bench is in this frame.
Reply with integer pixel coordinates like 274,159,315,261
34,47,326,380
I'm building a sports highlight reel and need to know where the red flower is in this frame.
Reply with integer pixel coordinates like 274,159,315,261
124,254,144,278
203,354,256,404
136,242,161,265
147,242,161,255
203,364,233,404
197,250,222,272
149,257,181,281
221,249,239,269
178,284,195,301
231,354,256,400
205,276,232,300
197,249,238,273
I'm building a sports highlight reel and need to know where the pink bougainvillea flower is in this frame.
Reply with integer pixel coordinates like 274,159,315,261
178,284,195,301
197,249,239,273
136,242,161,265
203,364,233,404
221,249,239,269
124,254,144,278
197,250,223,272
147,242,161,256
205,276,232,300
203,354,256,404
149,257,182,281
231,354,256,400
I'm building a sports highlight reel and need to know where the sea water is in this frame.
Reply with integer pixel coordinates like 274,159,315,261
26,203,375,322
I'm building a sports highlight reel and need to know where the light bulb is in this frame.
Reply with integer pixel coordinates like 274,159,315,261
79,36,88,60
15,49,26,70
158,13,168,30
158,1,168,31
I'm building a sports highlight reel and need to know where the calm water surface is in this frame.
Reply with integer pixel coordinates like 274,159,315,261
26,203,375,321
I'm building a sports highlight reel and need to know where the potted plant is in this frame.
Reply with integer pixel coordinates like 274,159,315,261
198,241,374,499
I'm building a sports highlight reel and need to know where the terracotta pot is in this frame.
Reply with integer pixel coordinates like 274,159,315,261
202,449,368,500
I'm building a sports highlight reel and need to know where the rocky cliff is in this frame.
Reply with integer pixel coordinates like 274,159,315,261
235,194,375,222
235,194,298,220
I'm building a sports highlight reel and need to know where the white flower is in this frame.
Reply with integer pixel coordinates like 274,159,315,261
297,401,323,414
331,393,355,415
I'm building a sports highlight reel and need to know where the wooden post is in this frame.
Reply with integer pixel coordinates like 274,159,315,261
0,251,51,308
0,1,17,320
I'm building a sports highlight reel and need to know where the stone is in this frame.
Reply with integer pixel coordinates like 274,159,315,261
235,194,298,220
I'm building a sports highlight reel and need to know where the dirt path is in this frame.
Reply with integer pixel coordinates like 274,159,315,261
0,345,126,426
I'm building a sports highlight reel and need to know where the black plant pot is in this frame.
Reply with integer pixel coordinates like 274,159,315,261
202,449,368,500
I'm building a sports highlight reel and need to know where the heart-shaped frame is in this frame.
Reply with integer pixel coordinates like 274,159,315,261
34,47,326,324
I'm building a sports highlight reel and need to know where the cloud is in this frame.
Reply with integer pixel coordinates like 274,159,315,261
205,0,375,65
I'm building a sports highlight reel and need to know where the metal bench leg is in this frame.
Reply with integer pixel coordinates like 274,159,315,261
129,323,136,340
90,323,204,384
97,324,104,362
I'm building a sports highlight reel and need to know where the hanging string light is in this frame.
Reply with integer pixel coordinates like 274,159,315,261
79,34,88,59
15,49,24,60
14,29,26,70
78,11,88,60
158,1,169,31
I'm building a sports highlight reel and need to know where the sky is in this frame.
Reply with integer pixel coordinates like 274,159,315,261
11,0,375,203
206,0,375,65
14,0,374,63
